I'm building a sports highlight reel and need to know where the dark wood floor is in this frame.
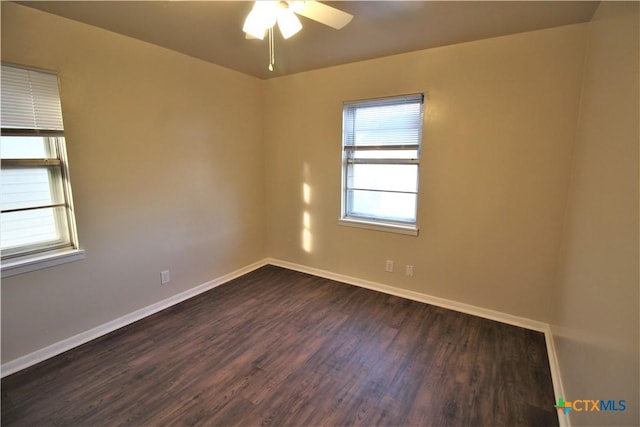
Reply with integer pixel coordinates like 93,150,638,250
2,265,558,426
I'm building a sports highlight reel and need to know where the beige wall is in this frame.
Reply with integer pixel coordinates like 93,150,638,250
552,2,639,426
264,24,588,322
1,3,266,363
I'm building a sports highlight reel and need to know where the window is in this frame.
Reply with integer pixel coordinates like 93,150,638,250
1,64,83,276
340,94,424,235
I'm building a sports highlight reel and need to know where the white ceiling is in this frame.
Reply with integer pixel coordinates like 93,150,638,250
20,1,599,79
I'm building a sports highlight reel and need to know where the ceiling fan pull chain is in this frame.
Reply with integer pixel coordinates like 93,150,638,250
268,27,275,71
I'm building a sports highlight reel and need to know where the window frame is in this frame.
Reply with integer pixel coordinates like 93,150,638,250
1,64,84,277
1,131,79,258
339,94,424,236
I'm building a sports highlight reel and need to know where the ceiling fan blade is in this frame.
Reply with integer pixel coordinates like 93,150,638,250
293,1,353,30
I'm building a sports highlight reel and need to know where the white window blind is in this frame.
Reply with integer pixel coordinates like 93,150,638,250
343,94,423,148
1,65,64,130
342,94,424,228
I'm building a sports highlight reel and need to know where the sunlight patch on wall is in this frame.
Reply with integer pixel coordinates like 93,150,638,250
301,163,313,253
303,182,311,204
303,211,311,229
302,224,312,253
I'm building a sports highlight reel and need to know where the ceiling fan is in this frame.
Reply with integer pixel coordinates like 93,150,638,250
243,1,353,39
243,1,354,71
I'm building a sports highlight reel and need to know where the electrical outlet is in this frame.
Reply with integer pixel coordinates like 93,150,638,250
405,265,414,277
161,270,170,285
385,260,394,272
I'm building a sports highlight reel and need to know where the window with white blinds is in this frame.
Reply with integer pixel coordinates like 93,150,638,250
341,94,423,233
1,64,80,262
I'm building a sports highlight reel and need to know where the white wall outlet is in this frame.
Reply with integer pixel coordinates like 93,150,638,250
385,260,394,272
405,265,414,277
161,270,170,285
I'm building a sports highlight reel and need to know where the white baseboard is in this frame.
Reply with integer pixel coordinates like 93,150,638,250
267,258,567,426
1,256,567,427
1,258,269,378
267,257,549,332
545,327,570,427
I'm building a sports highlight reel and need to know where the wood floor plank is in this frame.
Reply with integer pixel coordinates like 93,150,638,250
1,265,558,426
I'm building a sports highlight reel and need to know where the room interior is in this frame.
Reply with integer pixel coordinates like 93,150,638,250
1,1,638,426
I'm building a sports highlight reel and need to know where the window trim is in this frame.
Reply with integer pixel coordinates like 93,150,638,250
1,247,85,278
338,217,419,236
339,93,424,235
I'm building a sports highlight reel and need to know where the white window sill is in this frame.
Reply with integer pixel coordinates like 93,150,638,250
338,217,419,236
1,248,86,278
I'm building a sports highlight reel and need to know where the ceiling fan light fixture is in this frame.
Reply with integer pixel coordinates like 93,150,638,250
243,2,278,40
277,8,302,39
242,10,266,39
